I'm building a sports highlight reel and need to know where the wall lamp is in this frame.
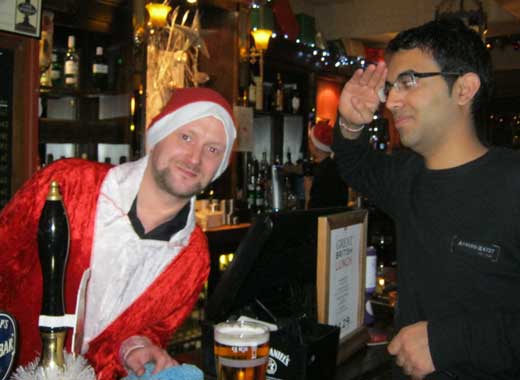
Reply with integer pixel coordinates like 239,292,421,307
241,3,274,107
146,2,172,28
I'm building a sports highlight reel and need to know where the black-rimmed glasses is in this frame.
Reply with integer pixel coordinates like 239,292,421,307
381,70,461,101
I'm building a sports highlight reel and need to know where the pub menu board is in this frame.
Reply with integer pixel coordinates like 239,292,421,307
0,0,42,38
0,48,13,210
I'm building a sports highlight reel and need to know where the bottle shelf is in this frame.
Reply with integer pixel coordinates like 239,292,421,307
40,86,130,98
40,116,131,144
253,109,304,117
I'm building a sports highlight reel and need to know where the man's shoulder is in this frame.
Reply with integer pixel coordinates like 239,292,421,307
39,158,112,179
389,148,424,170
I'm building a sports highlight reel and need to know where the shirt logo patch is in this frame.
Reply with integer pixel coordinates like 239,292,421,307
451,236,501,262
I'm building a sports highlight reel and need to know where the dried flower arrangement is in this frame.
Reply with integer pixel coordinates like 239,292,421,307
146,3,210,125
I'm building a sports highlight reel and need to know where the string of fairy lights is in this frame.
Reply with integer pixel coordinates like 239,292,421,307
250,1,370,70
485,35,520,51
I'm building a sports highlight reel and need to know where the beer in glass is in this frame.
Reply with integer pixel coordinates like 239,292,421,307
214,320,270,380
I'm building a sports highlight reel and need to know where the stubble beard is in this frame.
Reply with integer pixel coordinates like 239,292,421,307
152,161,204,200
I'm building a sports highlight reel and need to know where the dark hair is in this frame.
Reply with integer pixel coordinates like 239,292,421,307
386,18,493,122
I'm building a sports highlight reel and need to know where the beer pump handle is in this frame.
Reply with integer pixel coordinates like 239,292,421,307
37,180,70,369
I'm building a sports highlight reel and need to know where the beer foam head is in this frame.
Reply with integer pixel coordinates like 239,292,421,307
214,322,269,347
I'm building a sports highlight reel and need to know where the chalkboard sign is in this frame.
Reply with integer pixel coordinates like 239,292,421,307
0,312,17,380
0,48,13,210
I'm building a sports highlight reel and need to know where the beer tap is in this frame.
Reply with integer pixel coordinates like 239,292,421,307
37,181,70,370
11,181,94,380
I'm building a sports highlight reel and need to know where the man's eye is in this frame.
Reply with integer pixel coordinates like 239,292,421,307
181,134,192,142
399,75,415,89
208,146,221,155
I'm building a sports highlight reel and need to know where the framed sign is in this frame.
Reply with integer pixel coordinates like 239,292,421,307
0,0,43,38
0,311,17,380
316,209,369,363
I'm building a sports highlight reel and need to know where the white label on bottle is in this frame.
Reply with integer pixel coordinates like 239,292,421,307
92,64,108,74
65,61,78,76
248,83,256,102
366,255,377,290
51,70,61,80
292,97,300,112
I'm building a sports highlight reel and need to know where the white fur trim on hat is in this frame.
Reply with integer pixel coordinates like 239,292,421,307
146,101,236,181
309,127,332,153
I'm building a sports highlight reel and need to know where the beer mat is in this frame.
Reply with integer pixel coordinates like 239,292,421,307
366,327,389,347
123,363,203,380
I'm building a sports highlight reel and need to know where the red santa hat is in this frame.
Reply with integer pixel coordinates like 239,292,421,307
146,87,237,181
309,119,333,153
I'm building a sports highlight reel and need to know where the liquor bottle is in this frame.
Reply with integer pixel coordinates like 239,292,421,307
239,88,248,107
365,246,377,295
37,181,70,369
286,151,293,166
285,175,297,210
238,61,249,107
274,73,284,112
246,155,256,212
254,76,263,111
92,46,108,91
294,154,306,209
259,152,270,210
256,169,265,213
259,151,269,177
248,76,256,108
365,246,377,325
50,51,63,88
291,85,301,114
64,36,79,88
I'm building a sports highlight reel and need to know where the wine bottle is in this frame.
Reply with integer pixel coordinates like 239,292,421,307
248,76,256,108
64,36,79,88
50,51,63,88
254,76,263,111
291,84,301,114
247,157,258,213
274,73,284,112
92,46,108,91
37,181,70,369
256,169,265,213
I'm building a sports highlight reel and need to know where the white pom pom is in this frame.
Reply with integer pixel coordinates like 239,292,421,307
11,352,95,380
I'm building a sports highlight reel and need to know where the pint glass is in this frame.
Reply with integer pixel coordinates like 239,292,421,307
214,320,270,380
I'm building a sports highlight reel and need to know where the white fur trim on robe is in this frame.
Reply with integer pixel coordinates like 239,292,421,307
81,156,196,353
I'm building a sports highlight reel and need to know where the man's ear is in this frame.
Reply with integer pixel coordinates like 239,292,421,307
454,72,480,106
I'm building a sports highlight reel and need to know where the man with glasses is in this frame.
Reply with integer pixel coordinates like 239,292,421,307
333,18,520,379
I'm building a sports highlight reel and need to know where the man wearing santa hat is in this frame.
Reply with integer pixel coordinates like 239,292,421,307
305,119,349,209
0,87,236,379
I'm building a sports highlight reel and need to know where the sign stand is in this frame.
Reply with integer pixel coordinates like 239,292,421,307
316,209,369,364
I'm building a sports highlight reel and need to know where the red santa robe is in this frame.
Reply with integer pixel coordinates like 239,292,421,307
0,158,210,380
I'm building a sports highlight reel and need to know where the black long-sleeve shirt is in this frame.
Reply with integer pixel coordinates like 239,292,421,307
332,127,520,379
308,156,349,209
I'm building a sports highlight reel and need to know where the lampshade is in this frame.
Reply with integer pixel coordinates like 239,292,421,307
146,3,172,28
251,28,272,51
250,3,274,51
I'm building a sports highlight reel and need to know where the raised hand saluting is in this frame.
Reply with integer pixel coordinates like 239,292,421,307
338,62,387,130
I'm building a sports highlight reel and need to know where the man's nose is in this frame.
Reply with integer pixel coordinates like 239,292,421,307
187,144,203,165
385,86,404,111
